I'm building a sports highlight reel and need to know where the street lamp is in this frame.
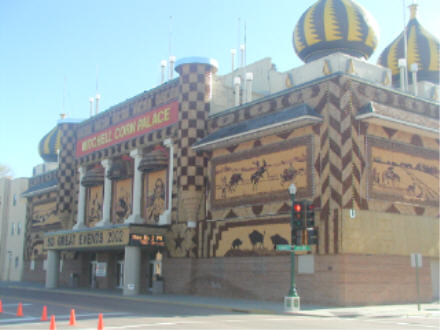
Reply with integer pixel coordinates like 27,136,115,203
288,183,297,198
288,183,298,298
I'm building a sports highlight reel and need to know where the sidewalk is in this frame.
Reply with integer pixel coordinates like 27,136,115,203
1,281,439,319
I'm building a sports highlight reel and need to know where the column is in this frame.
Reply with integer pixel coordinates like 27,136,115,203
125,149,143,224
123,246,141,295
45,250,60,289
96,159,112,227
73,166,87,230
158,139,173,225
174,57,218,225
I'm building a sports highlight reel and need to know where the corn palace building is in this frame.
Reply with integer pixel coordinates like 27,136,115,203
22,0,439,305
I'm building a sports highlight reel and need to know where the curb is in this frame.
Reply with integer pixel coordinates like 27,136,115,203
3,284,438,319
5,284,279,315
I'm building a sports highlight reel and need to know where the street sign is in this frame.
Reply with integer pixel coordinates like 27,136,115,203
294,245,311,252
276,245,311,252
411,253,422,268
276,244,293,251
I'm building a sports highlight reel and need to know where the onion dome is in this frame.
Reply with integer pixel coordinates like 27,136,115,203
38,125,61,162
377,4,439,85
138,150,168,173
81,166,104,187
293,0,379,63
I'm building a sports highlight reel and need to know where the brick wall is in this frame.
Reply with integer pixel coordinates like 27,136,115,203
22,260,46,283
163,254,435,306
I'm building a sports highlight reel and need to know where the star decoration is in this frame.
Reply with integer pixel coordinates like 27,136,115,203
174,233,185,250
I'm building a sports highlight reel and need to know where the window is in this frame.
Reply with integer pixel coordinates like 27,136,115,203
11,223,15,235
17,223,22,235
12,194,17,206
15,257,19,268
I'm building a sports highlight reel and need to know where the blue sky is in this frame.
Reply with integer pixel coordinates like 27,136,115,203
1,0,439,178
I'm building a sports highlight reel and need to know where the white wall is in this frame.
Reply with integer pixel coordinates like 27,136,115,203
0,178,11,280
0,177,28,281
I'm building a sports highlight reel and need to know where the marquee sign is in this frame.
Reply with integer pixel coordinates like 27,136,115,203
44,227,130,250
44,225,169,250
129,234,165,247
76,101,179,157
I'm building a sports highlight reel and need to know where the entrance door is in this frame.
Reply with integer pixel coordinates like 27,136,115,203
149,252,163,294
90,261,97,289
116,261,124,289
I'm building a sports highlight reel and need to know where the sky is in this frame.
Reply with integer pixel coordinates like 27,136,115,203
1,0,439,179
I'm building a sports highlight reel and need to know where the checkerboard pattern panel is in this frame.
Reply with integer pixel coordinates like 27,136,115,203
176,63,213,192
57,123,77,214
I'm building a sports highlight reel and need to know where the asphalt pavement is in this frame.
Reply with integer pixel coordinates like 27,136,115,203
1,281,439,320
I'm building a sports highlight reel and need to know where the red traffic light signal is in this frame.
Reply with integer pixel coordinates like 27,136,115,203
292,201,305,228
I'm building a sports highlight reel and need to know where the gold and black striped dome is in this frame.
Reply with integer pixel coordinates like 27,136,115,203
293,0,379,63
38,125,61,162
378,4,439,85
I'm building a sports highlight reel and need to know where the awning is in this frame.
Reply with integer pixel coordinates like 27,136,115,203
22,170,58,198
356,102,439,137
193,104,322,151
81,166,104,187
138,149,168,173
107,158,134,180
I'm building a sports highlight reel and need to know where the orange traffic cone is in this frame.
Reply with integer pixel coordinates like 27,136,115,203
0,299,3,313
41,305,48,321
49,315,56,330
97,313,104,330
69,308,76,326
16,302,23,317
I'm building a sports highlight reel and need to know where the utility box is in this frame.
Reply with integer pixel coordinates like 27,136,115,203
284,296,300,313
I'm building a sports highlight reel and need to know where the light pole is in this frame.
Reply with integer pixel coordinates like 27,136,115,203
288,183,298,298
7,251,12,282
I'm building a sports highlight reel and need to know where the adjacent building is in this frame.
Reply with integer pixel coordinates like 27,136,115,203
21,0,439,305
0,177,29,282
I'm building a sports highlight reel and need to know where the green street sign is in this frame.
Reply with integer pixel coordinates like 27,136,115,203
276,244,293,251
293,245,311,252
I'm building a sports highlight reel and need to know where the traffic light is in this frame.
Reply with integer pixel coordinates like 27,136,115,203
291,201,304,245
305,202,315,228
306,228,318,245
292,201,305,229
304,201,318,245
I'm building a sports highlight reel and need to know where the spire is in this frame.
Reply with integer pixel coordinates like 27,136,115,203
409,3,418,20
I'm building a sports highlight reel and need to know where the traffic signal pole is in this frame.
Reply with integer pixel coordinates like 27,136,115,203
283,187,317,312
288,197,298,297
285,183,300,312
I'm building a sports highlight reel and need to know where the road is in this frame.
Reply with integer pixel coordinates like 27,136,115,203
0,286,439,329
